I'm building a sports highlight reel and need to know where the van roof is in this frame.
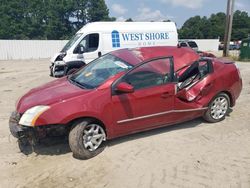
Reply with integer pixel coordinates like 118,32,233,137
77,22,177,34
110,46,200,71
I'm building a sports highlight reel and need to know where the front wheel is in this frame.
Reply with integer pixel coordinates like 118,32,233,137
69,119,106,160
203,93,230,123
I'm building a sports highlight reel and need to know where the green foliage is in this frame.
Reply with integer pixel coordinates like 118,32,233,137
0,0,113,39
1,1,249,41
86,0,110,22
125,18,133,22
179,10,250,41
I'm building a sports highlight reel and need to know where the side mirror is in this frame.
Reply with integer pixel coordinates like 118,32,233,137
116,82,134,93
80,46,85,54
74,45,85,54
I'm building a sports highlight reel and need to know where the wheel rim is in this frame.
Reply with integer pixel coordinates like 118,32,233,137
82,124,106,152
210,96,228,120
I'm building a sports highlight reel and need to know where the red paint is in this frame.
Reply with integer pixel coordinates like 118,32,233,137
16,47,242,139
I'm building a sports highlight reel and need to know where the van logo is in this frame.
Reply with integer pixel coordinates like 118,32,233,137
111,30,120,48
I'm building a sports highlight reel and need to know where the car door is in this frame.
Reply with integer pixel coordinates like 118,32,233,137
73,33,101,63
173,59,215,122
111,57,176,136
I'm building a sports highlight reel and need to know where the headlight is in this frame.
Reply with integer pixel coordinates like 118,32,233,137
19,106,50,126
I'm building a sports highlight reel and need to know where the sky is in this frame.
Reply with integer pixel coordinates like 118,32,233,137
105,0,250,28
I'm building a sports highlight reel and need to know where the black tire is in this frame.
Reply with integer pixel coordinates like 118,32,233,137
203,93,230,123
69,119,106,160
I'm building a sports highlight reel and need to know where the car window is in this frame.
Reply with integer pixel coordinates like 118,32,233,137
180,42,188,47
124,58,172,90
75,33,99,53
198,60,212,78
69,54,133,89
178,60,213,89
187,41,198,48
61,33,81,52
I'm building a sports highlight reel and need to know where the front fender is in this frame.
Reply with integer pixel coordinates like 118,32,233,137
33,89,114,138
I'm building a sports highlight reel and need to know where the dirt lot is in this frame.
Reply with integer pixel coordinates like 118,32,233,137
0,59,250,188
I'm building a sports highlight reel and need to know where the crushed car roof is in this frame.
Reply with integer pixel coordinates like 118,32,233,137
111,46,200,71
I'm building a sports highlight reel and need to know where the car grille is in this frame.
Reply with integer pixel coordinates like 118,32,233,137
55,65,65,71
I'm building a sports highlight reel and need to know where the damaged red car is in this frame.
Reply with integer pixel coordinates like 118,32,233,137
9,46,242,159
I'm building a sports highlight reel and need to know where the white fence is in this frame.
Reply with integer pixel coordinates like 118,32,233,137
0,40,68,60
189,39,220,52
0,39,220,60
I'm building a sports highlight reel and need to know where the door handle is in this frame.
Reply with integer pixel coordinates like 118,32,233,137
98,52,102,57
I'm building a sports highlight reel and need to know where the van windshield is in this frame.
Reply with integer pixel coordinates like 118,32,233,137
61,34,81,52
68,54,133,89
187,41,198,48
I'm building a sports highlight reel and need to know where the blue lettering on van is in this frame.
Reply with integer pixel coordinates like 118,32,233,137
145,32,169,40
112,30,170,47
111,30,120,48
121,32,169,41
122,33,144,41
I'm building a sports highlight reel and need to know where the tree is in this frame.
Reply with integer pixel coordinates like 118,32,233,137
179,10,250,41
44,0,76,39
0,0,114,39
86,0,111,22
209,12,226,40
163,19,171,22
0,0,31,39
179,16,209,39
232,10,250,40
125,18,133,22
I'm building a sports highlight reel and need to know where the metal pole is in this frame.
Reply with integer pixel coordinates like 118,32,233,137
223,0,235,57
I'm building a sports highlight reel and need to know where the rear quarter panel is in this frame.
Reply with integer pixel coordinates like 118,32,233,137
197,59,242,107
214,60,242,106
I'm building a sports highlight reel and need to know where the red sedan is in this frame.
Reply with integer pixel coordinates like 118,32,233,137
9,46,242,159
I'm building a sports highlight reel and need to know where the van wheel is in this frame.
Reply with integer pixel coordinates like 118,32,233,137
203,93,230,123
69,119,106,160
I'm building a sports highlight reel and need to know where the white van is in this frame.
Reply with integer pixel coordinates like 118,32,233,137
50,22,178,77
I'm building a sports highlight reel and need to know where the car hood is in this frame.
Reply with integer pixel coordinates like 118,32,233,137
17,77,90,113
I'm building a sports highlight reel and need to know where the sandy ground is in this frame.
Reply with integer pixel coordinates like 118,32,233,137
0,58,250,188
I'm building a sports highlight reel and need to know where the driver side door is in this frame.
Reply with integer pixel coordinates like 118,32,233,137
111,57,176,137
73,33,101,63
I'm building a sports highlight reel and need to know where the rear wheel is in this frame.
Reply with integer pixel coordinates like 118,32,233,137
203,93,230,123
69,119,106,159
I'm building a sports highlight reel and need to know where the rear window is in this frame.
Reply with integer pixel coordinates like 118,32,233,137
188,41,198,48
180,42,188,47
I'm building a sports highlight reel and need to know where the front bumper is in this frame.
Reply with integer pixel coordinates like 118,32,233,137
50,61,67,77
9,111,34,139
9,111,69,142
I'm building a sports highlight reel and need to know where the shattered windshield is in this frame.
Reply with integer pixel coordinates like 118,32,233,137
69,54,133,89
61,34,81,52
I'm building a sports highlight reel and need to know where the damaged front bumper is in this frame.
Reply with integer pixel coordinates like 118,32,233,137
50,61,67,77
9,111,36,140
9,111,69,145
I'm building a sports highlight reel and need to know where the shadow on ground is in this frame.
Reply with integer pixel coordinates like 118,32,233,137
19,117,205,157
